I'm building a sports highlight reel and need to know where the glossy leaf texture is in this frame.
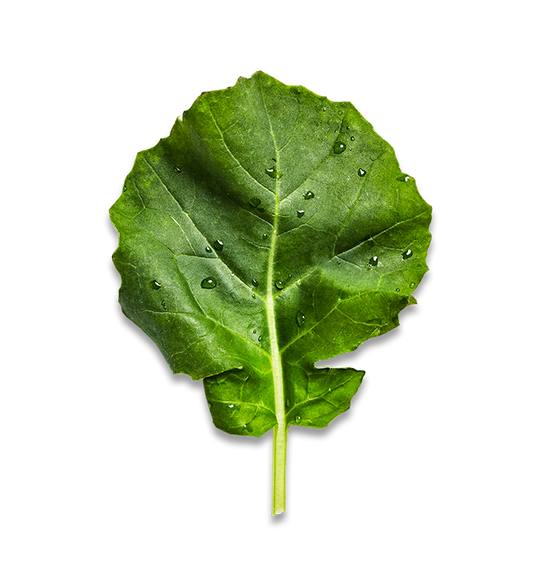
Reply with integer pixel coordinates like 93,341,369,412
110,71,431,438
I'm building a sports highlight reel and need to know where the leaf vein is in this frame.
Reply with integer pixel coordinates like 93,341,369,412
141,309,271,359
205,104,276,196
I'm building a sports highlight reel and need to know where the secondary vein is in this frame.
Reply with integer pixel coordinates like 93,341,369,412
205,104,276,196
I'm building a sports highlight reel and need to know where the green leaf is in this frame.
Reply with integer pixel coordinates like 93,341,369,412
110,71,432,514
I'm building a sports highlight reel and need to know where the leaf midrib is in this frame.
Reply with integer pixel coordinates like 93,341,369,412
260,84,286,430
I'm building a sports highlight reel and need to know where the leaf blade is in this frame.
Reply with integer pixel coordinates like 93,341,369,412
111,71,431,438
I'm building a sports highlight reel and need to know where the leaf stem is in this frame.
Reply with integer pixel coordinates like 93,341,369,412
267,272,287,515
262,83,286,515
272,422,287,515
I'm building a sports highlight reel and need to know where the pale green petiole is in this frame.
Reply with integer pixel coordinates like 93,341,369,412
272,423,287,515
264,103,287,515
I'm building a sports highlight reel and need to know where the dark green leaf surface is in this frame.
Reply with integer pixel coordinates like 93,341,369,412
111,72,430,446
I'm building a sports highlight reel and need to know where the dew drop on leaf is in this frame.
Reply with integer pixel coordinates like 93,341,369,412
410,282,416,288
303,190,314,200
402,249,413,260
258,336,262,342
174,165,181,173
205,246,212,253
250,197,261,207
296,310,305,328
161,300,167,310
297,210,305,218
296,415,302,421
252,293,256,299
369,256,379,267
351,136,355,141
333,142,346,154
213,239,224,251
265,167,277,178
201,277,217,289
275,280,284,290
123,185,127,192
228,404,234,409
396,288,400,292
252,279,258,287
150,280,162,290
262,233,268,240
358,168,367,177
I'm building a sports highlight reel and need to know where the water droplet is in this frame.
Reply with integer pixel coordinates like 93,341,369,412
410,282,416,289
262,233,268,240
265,167,277,178
358,168,367,177
296,310,305,328
228,404,234,409
346,126,350,130
150,280,162,290
333,142,346,154
213,239,224,251
350,136,355,141
275,280,284,290
250,197,261,208
397,174,410,182
369,256,379,267
174,165,181,173
123,185,127,192
402,249,413,260
296,415,302,421
297,210,305,218
161,300,167,310
396,288,400,292
323,106,326,112
201,277,217,289
252,279,258,287
205,246,212,253
338,110,343,115
303,190,314,200
252,293,256,299
258,336,262,342
252,329,256,334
